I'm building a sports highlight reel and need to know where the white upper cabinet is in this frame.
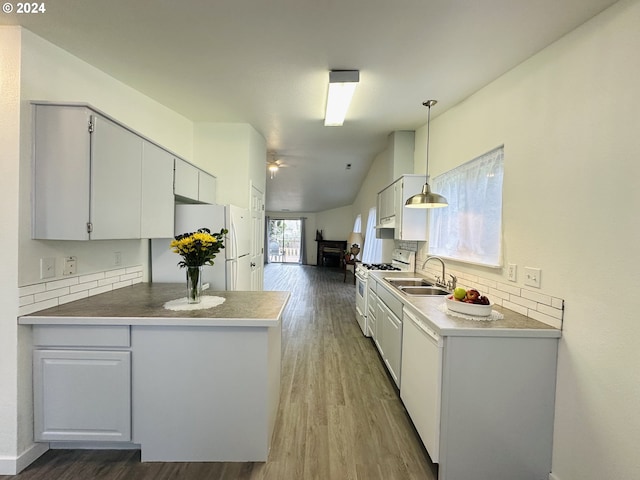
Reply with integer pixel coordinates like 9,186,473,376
376,183,397,228
90,114,143,240
174,158,200,201
174,158,217,204
33,105,93,240
33,104,143,240
394,174,428,241
141,141,175,238
198,171,217,204
32,103,217,240
375,175,428,241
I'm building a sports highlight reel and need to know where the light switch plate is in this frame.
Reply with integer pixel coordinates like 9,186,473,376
524,267,541,288
40,257,55,279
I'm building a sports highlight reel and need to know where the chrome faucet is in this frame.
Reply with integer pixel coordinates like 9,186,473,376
422,255,457,290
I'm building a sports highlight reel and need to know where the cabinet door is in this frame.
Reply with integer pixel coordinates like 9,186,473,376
33,349,131,442
141,141,175,238
198,171,217,204
90,114,143,239
400,312,442,462
380,302,402,387
33,105,92,240
174,158,200,201
396,175,428,241
394,178,404,240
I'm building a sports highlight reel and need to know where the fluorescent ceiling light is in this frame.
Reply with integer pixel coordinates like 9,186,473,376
324,70,359,127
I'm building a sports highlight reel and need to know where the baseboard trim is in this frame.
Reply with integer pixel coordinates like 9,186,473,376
0,442,49,475
549,473,561,480
50,441,140,450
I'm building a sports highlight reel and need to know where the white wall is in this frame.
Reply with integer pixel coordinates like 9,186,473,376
194,123,266,209
316,205,354,242
0,26,22,468
412,1,640,478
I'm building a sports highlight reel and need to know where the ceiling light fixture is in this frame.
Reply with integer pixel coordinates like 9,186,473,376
405,100,448,209
268,163,279,179
324,70,359,127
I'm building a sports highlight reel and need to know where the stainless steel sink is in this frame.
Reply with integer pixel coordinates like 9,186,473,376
383,277,450,296
384,278,434,287
399,286,450,296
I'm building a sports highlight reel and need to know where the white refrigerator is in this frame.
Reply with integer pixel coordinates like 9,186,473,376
151,204,252,290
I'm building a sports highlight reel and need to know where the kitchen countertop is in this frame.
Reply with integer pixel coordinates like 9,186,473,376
18,283,290,327
370,271,561,338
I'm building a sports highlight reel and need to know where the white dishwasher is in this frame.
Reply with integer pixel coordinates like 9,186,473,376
400,307,443,464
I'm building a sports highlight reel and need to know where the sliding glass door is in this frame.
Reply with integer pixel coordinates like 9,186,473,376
268,219,301,263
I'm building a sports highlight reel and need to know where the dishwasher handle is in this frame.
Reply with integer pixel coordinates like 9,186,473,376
403,308,441,344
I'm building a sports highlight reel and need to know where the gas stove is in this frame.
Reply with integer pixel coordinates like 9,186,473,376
360,263,401,271
354,249,415,337
356,249,415,277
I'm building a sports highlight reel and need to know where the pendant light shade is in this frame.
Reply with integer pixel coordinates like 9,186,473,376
405,100,448,209
404,183,448,207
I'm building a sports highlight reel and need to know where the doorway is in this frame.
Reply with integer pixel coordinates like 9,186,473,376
268,219,301,263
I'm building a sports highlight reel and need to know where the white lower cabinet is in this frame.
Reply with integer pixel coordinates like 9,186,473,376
378,302,402,386
33,349,131,442
400,308,559,480
400,308,442,463
374,282,403,387
367,289,378,338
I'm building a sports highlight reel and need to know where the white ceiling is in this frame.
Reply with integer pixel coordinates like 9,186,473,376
1,0,618,212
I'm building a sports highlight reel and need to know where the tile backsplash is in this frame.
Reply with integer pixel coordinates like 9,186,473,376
403,243,564,329
18,265,143,316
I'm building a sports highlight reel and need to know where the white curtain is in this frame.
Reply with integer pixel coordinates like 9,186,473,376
361,207,383,264
429,146,504,267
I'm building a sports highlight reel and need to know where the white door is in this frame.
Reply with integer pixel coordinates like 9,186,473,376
250,184,265,291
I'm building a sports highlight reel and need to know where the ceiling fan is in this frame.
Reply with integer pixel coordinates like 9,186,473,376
266,153,289,179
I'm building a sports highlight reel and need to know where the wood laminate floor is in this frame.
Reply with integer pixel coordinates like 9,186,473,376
4,264,437,480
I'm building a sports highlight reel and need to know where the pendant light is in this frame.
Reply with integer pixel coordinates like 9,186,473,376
405,100,448,208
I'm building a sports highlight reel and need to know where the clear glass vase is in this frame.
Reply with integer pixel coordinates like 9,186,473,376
186,266,203,304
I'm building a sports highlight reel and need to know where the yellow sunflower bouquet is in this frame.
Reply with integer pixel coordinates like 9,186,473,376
170,228,228,303
170,227,228,268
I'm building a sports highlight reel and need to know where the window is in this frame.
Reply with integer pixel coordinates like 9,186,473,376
352,214,362,234
361,207,383,264
267,219,302,263
428,146,504,267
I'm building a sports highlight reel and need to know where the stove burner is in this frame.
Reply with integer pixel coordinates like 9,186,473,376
362,264,401,271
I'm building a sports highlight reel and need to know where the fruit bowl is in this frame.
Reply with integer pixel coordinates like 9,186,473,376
446,295,492,317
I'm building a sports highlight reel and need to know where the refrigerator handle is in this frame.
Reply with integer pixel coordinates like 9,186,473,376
232,259,238,290
230,215,238,260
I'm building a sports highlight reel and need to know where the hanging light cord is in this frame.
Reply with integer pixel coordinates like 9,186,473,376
423,99,436,179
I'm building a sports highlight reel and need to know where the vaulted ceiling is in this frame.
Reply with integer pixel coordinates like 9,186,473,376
1,0,618,212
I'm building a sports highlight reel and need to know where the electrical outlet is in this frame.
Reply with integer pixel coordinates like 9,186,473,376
507,263,517,282
524,267,541,288
114,251,122,266
40,257,55,279
63,256,77,276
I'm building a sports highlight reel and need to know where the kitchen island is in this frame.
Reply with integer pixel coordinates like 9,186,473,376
19,283,290,463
